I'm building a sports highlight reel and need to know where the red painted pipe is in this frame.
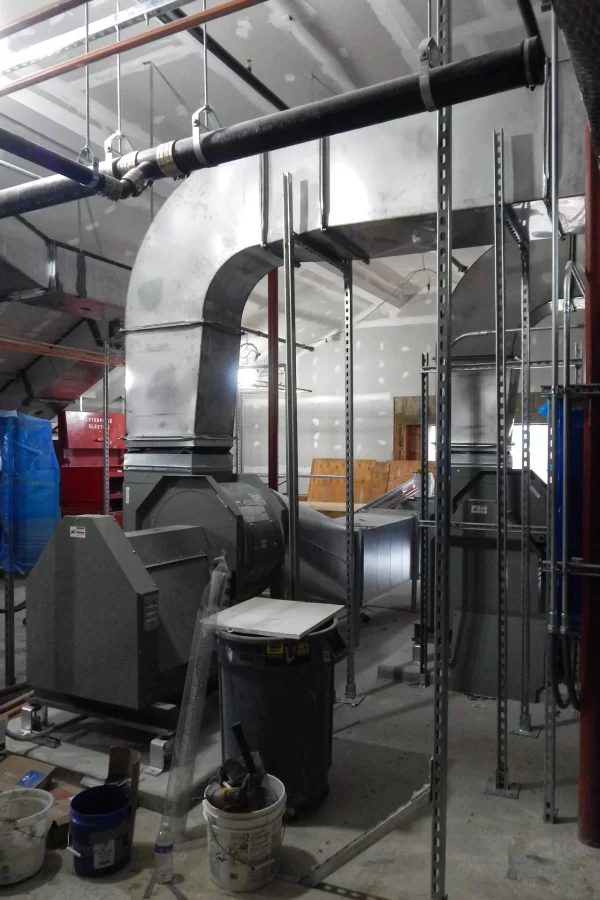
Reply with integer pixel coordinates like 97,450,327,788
579,128,600,847
267,269,279,491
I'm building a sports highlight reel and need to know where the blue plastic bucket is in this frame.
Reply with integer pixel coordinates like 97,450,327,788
69,785,132,877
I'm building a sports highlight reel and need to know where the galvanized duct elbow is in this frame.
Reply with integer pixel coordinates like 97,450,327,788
124,64,585,459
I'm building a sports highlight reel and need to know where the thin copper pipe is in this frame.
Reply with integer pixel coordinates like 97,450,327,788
0,0,267,99
0,335,123,366
0,0,91,42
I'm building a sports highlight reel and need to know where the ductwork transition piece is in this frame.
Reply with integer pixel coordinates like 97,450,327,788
125,63,585,460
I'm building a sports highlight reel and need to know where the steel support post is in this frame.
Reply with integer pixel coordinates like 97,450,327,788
102,341,110,517
544,10,560,825
579,129,600,847
149,61,155,223
282,173,300,600
235,390,243,475
420,353,430,686
343,262,361,702
485,130,519,800
513,238,540,738
430,1,452,897
3,414,16,687
561,259,573,640
267,269,279,491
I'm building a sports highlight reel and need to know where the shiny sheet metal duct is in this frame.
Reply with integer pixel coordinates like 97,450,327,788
125,62,584,464
554,1,600,160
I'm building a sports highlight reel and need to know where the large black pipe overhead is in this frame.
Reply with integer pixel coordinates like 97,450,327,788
0,36,545,219
0,126,119,198
119,37,545,191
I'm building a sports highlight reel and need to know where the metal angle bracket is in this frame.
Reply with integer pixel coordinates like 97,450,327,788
484,777,520,800
419,37,441,112
104,131,134,164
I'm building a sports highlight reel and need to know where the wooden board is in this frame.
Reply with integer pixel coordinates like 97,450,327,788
367,461,391,501
307,458,346,503
306,458,377,504
387,460,435,491
207,597,344,639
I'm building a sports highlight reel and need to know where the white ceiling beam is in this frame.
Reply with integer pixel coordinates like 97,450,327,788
267,0,357,93
362,0,423,68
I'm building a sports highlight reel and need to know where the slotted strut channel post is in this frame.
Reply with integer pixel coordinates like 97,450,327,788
282,173,300,600
544,8,560,825
343,262,360,703
514,228,540,738
485,131,519,799
420,353,430,686
102,340,110,517
430,0,452,897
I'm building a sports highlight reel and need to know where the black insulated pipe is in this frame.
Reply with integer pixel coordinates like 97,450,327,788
0,37,545,217
119,37,545,195
0,174,95,216
0,126,106,190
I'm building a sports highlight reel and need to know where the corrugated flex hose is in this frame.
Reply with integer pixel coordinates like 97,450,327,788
159,555,231,839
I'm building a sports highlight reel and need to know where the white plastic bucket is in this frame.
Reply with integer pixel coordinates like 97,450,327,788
0,788,54,885
203,774,286,893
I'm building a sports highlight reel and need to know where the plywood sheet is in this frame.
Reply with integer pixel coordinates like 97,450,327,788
387,460,435,491
307,458,377,503
208,597,344,639
307,458,346,503
368,461,391,501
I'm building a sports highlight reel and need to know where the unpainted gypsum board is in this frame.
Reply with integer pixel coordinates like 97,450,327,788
0,0,90,42
0,0,269,98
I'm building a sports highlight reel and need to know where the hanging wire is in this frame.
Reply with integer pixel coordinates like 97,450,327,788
203,0,209,129
116,0,122,137
84,2,90,150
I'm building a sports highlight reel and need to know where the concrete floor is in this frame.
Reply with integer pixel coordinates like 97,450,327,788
0,585,595,899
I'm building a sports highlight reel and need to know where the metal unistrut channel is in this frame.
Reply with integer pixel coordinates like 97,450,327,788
282,173,300,600
544,9,560,825
485,130,519,799
514,231,540,738
343,261,360,702
430,0,452,896
420,352,430,685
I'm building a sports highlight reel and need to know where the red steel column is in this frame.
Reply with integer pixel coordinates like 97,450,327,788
579,128,600,847
267,269,279,491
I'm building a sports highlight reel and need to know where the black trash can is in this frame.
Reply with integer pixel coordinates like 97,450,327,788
218,620,344,813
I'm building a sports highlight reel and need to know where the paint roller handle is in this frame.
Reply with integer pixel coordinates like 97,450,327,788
231,721,256,776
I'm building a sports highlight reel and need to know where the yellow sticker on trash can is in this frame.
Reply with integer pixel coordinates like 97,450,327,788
298,642,310,657
266,642,284,656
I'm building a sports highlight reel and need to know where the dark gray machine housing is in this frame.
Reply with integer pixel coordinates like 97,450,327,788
425,466,547,702
27,474,286,714
123,472,286,602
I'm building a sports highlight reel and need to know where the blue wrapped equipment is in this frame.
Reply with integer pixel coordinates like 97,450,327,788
0,411,60,573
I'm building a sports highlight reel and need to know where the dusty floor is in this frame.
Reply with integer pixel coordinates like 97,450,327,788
0,586,594,900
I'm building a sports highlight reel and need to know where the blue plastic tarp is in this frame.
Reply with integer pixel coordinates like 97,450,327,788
0,411,60,574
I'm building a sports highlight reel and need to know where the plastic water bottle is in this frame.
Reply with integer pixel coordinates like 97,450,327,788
154,822,174,884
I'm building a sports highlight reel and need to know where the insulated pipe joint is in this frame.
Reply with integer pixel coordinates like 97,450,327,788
156,141,184,178
523,36,544,89
119,160,156,198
